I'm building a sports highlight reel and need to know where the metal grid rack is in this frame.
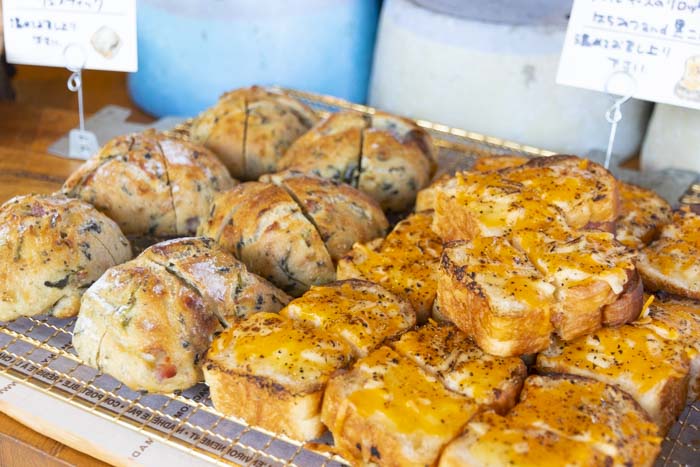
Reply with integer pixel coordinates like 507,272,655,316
0,88,698,466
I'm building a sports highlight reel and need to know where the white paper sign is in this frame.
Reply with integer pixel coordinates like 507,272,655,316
558,0,700,109
2,0,137,72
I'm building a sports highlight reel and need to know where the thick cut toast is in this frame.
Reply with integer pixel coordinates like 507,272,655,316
536,314,692,433
615,182,672,249
390,323,526,414
513,229,640,339
646,296,700,403
336,211,442,323
432,156,618,242
637,209,700,300
203,312,353,441
322,346,479,467
439,375,661,467
438,238,556,356
280,280,415,358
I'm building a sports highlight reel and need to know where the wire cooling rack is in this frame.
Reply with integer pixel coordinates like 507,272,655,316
0,88,698,466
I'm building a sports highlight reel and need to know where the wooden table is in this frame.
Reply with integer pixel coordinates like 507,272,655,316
0,63,167,466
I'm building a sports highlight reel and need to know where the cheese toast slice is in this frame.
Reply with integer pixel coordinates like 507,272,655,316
322,346,479,467
203,312,353,441
536,316,692,433
439,375,661,467
637,208,700,300
513,229,640,340
438,238,556,356
336,211,442,323
390,323,526,414
280,280,415,358
615,182,672,250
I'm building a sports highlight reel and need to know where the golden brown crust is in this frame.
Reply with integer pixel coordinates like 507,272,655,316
198,182,335,296
471,155,528,173
263,174,388,260
321,346,479,467
616,182,672,249
637,209,700,300
190,86,318,180
204,312,353,440
0,194,131,322
73,259,220,393
601,269,644,326
277,111,368,183
336,211,441,323
62,132,235,236
439,375,661,467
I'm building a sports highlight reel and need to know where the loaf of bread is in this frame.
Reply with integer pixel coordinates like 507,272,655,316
198,177,388,296
322,346,480,466
439,375,661,467
337,211,441,323
62,131,235,236
204,312,353,441
190,86,318,180
0,194,131,322
615,181,672,250
433,155,619,241
73,237,289,393
636,208,700,300
277,110,436,212
536,308,693,433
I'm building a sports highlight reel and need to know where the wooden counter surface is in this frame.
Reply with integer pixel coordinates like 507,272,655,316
0,66,153,467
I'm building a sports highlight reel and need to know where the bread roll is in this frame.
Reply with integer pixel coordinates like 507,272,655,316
199,177,388,296
62,131,235,236
190,86,318,180
73,237,290,393
278,111,436,212
0,194,131,322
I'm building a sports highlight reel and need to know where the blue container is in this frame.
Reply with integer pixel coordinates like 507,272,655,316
128,0,380,117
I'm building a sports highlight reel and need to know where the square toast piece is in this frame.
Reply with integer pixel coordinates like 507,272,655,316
438,237,556,356
390,323,526,414
536,312,692,433
322,346,479,467
337,211,442,323
281,279,415,358
203,312,353,440
439,375,661,467
637,208,700,300
615,182,672,250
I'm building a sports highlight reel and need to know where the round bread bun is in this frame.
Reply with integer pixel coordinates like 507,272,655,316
277,110,436,212
0,194,132,322
190,86,318,181
73,237,291,393
199,176,388,296
62,131,236,237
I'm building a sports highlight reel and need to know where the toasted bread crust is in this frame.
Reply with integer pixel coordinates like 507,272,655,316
616,181,672,249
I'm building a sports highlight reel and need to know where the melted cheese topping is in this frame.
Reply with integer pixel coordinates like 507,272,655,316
281,281,414,357
345,212,441,314
346,347,477,437
615,182,671,249
643,211,700,287
208,312,351,389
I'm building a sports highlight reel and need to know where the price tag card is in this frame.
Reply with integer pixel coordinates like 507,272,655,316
2,0,137,72
558,0,700,109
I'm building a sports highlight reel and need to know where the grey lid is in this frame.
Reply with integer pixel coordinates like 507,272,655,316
410,0,572,26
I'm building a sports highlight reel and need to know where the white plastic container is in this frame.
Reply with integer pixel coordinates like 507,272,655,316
369,0,652,158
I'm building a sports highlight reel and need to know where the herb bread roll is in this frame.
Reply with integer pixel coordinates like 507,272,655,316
190,86,318,180
199,176,388,296
0,194,131,322
277,110,436,212
73,237,290,393
62,131,235,236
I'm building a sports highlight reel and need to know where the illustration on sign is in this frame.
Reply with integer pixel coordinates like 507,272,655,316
675,55,700,101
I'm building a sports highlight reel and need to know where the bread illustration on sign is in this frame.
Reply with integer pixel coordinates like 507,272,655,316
0,194,131,322
73,237,289,393
198,176,388,296
62,131,236,237
204,280,415,441
277,110,436,212
190,86,318,180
